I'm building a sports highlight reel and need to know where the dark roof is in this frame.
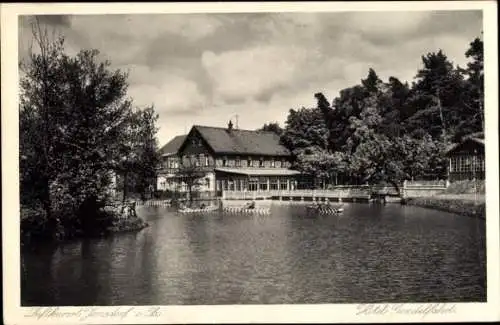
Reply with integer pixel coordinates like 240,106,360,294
445,137,485,156
467,131,484,139
158,135,186,156
191,125,291,156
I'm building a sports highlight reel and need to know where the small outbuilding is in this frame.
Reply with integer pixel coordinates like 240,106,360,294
445,136,485,182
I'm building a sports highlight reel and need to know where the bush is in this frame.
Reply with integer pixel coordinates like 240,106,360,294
21,198,148,246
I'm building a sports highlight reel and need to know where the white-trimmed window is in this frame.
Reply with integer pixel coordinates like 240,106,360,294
249,178,258,191
280,179,288,190
259,177,268,191
270,178,279,190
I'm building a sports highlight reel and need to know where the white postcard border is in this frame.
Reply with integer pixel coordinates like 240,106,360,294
2,2,499,324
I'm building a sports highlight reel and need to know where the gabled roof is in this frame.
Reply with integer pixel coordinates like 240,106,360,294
445,136,485,156
188,125,291,156
158,134,186,156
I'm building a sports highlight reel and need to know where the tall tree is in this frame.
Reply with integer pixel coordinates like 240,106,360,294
281,107,329,155
20,20,67,225
19,18,152,236
122,106,161,200
405,50,465,140
257,122,283,136
461,36,484,135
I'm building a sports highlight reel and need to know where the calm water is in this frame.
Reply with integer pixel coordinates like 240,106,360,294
21,203,486,305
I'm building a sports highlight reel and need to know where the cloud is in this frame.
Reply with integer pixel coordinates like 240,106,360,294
127,70,207,115
201,45,309,103
17,11,483,145
342,11,431,36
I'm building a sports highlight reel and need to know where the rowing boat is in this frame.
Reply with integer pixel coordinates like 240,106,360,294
222,207,271,215
306,205,344,214
178,206,219,213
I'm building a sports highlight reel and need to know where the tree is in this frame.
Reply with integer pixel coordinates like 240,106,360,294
20,20,67,227
257,122,283,136
119,106,160,201
281,107,329,155
405,50,466,140
461,36,484,134
361,68,382,94
20,18,155,237
259,37,482,187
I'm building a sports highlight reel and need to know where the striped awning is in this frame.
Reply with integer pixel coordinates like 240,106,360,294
214,167,301,176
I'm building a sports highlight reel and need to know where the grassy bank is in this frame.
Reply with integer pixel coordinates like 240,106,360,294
404,196,485,219
403,180,486,219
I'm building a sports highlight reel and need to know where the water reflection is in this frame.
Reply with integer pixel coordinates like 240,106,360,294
21,204,486,305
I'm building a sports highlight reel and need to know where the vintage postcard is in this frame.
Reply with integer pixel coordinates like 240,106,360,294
2,1,499,324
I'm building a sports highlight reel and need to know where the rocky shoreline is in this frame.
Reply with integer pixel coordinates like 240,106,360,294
403,197,485,219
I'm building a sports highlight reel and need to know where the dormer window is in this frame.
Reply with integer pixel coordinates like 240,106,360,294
271,160,275,168
259,158,264,168
223,156,228,167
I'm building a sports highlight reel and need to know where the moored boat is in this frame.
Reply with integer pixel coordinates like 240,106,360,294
178,205,219,214
222,207,271,215
306,204,344,214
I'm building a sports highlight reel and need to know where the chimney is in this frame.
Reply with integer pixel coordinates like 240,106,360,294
227,120,233,132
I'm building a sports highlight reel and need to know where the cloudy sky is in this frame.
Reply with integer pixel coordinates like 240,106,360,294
18,10,482,145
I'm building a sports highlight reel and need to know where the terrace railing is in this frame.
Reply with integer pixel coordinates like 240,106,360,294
222,188,372,200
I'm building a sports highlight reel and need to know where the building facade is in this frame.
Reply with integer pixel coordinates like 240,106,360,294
156,134,186,191
158,122,300,196
446,136,485,182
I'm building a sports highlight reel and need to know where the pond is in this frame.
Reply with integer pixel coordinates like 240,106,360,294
21,203,486,305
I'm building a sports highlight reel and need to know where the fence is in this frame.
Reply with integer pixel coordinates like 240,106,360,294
222,188,372,200
223,181,449,200
401,180,448,198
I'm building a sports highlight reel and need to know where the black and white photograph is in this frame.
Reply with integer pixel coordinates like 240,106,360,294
2,1,499,324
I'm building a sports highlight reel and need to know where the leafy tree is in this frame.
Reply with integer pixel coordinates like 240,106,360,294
20,19,159,237
257,122,283,135
281,107,329,155
118,106,160,201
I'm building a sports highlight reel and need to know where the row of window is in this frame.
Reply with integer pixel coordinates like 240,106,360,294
216,157,288,168
216,178,296,191
164,154,290,169
164,158,180,169
158,177,211,191
449,155,485,172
